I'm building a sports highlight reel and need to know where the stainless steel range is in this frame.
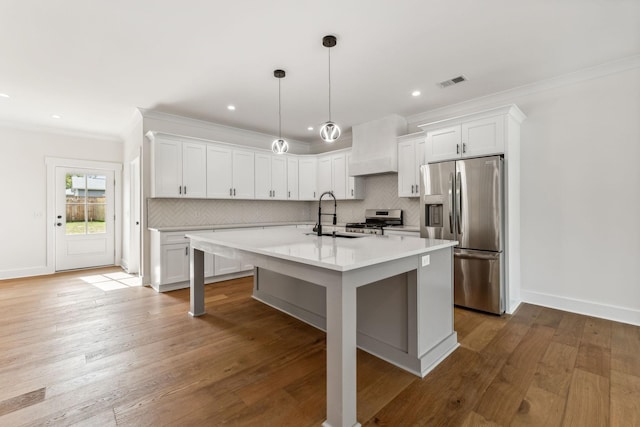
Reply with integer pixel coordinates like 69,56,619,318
345,209,403,235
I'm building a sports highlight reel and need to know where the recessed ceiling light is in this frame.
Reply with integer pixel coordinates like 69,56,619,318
227,105,236,111
307,126,314,131
411,90,421,97
51,114,61,119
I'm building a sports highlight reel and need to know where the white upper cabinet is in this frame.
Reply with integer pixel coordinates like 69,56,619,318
331,153,347,199
420,105,524,163
317,155,332,195
315,150,361,200
206,145,254,199
298,157,318,200
255,153,287,200
148,132,362,202
232,149,256,198
461,115,505,158
345,152,364,199
424,126,461,163
287,157,299,200
397,134,426,198
150,134,206,198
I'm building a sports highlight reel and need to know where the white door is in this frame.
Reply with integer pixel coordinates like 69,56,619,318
55,167,115,270
129,157,141,274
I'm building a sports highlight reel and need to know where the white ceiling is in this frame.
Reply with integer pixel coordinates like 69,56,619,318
1,0,638,143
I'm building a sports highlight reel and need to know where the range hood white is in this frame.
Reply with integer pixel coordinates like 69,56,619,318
349,114,407,176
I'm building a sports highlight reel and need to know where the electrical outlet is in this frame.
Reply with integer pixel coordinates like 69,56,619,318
422,255,430,267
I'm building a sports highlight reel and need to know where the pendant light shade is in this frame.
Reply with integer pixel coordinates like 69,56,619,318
272,69,289,154
320,35,340,143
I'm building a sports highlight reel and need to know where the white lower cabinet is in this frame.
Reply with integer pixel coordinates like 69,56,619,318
150,229,252,292
384,229,420,237
212,229,254,275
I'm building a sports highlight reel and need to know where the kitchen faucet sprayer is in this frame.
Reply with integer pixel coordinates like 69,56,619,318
314,191,337,236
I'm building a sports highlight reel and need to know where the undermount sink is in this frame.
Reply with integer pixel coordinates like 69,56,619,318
305,232,366,239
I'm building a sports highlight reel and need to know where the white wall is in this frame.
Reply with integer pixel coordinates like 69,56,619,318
0,125,123,278
518,68,640,324
408,62,640,325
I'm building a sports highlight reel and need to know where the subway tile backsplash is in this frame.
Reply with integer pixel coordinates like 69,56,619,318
147,174,420,228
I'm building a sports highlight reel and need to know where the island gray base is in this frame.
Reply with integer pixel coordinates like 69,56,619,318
252,247,458,377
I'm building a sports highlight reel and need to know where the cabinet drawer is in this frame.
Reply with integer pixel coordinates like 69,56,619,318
160,229,211,245
161,232,188,245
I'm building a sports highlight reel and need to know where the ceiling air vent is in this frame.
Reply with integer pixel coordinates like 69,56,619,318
438,75,467,88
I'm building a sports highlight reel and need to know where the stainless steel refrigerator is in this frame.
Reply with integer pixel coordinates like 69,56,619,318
419,156,504,314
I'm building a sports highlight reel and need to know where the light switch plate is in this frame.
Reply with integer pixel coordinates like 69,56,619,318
422,255,430,267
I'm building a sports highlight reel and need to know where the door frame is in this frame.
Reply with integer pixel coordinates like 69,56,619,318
46,157,122,274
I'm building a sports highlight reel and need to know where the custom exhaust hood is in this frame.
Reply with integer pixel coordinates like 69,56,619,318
348,114,407,176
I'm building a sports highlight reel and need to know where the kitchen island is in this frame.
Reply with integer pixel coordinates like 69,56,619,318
187,228,457,427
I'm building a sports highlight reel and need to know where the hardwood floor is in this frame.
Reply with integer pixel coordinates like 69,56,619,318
0,267,638,426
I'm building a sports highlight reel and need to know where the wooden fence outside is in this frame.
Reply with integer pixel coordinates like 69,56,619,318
65,196,106,222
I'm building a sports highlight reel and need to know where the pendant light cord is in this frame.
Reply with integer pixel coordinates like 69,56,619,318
328,47,332,122
278,78,282,138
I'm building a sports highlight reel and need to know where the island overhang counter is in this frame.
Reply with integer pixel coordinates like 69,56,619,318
186,228,458,427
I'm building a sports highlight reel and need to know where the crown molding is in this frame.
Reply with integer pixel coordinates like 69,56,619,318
406,55,640,125
139,108,311,153
0,119,123,142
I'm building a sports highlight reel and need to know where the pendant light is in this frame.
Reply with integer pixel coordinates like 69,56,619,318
319,35,340,143
271,69,289,154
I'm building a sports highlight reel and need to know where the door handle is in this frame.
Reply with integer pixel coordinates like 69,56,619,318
462,143,466,153
179,186,182,195
448,172,454,234
233,188,236,196
185,246,188,256
351,188,354,196
456,171,462,234
184,186,187,195
230,188,232,196
456,144,460,155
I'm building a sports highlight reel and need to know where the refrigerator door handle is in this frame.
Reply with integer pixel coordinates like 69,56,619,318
448,172,454,234
456,171,462,234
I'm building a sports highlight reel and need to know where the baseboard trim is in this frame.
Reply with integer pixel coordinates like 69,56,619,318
0,266,53,280
521,289,640,326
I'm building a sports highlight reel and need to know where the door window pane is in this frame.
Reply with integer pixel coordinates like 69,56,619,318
65,174,107,235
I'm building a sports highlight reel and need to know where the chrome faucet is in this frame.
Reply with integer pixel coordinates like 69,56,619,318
314,191,337,236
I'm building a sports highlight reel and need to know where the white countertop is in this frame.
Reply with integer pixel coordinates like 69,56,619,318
187,228,456,272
